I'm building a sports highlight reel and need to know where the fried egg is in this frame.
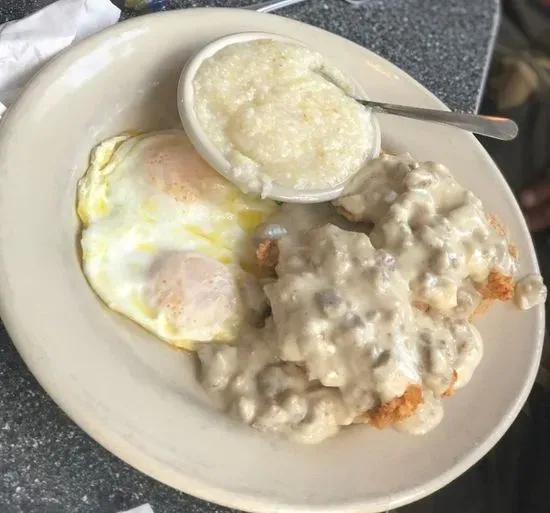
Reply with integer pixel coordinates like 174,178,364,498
77,129,277,349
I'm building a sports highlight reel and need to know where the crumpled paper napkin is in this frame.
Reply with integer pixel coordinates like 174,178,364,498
121,505,155,513
0,0,121,117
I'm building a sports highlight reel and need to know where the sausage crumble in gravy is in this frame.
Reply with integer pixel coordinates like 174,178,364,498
197,154,546,444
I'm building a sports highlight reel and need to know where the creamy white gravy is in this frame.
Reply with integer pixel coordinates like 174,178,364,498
198,224,482,443
336,153,518,311
196,154,545,444
515,274,547,310
193,39,376,193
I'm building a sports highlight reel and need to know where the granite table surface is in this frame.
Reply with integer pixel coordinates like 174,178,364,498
0,1,500,512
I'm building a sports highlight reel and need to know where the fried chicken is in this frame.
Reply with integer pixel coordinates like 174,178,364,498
256,239,279,275
476,269,515,302
365,385,424,429
487,213,507,237
335,204,363,223
469,297,495,320
442,370,458,397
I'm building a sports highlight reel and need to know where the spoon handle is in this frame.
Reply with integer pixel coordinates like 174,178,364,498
358,100,518,141
243,0,310,12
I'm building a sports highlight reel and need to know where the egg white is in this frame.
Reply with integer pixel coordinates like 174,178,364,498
77,129,277,349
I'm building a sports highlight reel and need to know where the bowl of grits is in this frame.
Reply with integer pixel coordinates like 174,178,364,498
178,32,381,202
0,8,544,513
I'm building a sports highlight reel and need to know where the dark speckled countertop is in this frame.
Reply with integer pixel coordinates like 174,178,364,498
0,1,499,513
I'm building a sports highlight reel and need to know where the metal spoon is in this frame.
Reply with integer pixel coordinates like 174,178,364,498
245,0,371,11
243,0,310,12
315,68,518,140
354,99,518,141
242,4,517,140
245,0,369,13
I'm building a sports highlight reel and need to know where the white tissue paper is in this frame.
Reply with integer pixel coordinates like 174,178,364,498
121,506,155,513
0,0,121,117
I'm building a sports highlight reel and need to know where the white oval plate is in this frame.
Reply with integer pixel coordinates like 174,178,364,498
0,8,544,513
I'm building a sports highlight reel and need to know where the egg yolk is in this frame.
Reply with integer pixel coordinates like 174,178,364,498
144,251,240,339
142,135,230,203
